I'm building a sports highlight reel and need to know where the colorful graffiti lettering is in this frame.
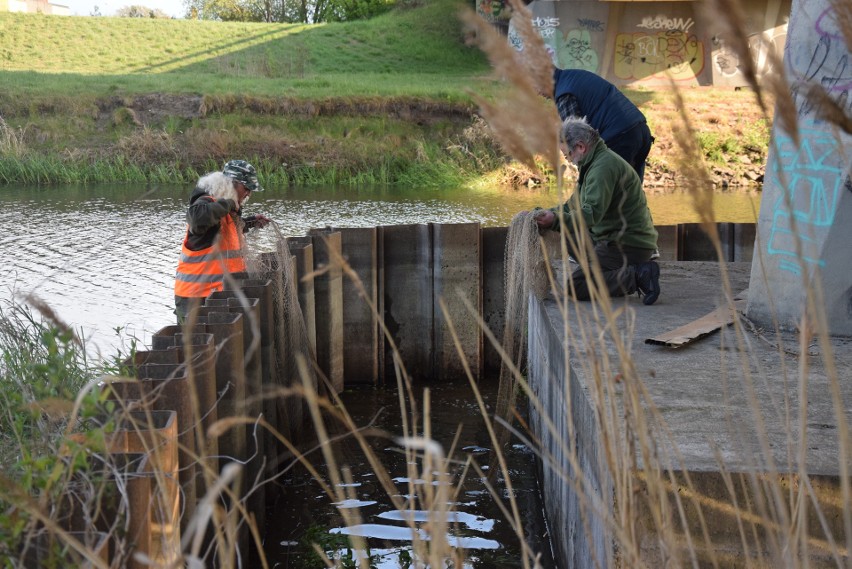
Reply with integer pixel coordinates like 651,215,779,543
636,15,695,34
766,123,847,274
614,31,704,81
506,14,563,65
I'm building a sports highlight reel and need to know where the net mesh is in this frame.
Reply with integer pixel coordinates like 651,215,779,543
243,226,319,438
494,210,551,445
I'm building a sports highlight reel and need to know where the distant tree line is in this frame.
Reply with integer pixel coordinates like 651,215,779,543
181,0,397,23
115,5,173,17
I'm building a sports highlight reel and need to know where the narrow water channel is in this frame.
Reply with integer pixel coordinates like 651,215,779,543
0,182,759,357
263,380,554,568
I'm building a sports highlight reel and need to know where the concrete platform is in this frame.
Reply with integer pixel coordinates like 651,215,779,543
528,261,852,568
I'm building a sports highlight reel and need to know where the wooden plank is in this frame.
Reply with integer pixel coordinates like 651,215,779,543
645,298,746,348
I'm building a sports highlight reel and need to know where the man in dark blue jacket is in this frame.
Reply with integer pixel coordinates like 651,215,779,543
553,68,654,181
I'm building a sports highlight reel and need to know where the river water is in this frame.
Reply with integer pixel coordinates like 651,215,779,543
263,381,554,568
0,183,759,358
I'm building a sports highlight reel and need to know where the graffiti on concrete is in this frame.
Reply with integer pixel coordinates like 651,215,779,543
533,16,561,31
559,29,599,71
614,30,704,81
577,18,604,33
533,16,561,41
636,15,695,34
766,123,847,274
510,15,602,72
789,6,852,118
712,31,786,78
712,42,739,77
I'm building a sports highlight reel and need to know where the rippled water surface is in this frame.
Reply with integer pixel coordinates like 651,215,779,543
0,183,760,356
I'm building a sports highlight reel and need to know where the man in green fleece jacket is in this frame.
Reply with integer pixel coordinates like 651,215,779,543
533,117,661,305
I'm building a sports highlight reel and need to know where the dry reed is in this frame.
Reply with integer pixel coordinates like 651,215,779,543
4,2,851,568
465,1,852,568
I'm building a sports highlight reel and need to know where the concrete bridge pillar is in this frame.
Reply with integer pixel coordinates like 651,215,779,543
747,0,852,335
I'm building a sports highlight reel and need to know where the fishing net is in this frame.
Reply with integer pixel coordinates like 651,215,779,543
494,210,552,446
243,225,319,439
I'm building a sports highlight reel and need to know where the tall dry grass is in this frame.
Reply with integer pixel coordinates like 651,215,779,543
2,1,850,568
0,115,26,158
457,0,852,567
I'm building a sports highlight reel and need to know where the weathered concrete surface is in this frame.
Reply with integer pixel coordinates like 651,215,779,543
747,0,852,336
517,0,790,88
529,261,852,568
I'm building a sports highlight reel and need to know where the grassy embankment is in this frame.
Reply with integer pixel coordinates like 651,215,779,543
0,1,769,188
0,1,502,187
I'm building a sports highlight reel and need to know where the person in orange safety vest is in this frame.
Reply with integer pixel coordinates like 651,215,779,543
174,159,272,323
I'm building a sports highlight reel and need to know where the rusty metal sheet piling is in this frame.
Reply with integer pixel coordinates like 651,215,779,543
115,357,197,533
432,222,482,383
482,226,508,376
181,312,246,465
258,248,307,444
113,411,181,566
204,294,267,531
224,277,278,462
333,227,380,385
284,241,317,359
110,449,180,569
149,330,220,494
307,229,345,393
381,224,433,383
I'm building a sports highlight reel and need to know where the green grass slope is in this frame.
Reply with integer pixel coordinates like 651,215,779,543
0,1,768,188
0,1,515,186
0,0,490,99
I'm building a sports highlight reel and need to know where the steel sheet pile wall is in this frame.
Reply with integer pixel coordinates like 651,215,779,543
85,273,301,566
49,221,758,566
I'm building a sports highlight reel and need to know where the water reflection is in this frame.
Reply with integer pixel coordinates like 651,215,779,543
264,381,551,568
0,183,760,356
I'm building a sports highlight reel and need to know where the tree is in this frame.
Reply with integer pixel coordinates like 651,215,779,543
116,5,173,17
182,0,393,23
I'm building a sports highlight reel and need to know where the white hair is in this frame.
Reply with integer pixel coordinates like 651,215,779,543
197,171,240,203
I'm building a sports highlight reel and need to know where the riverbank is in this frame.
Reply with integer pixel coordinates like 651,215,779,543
0,3,770,189
0,88,769,189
